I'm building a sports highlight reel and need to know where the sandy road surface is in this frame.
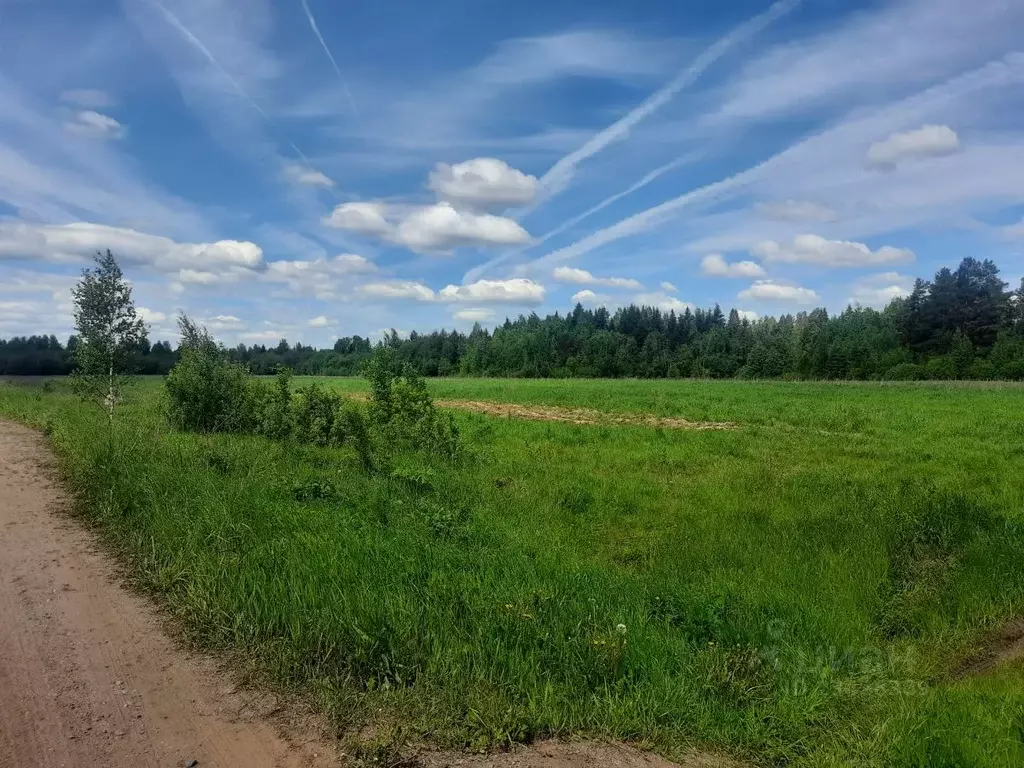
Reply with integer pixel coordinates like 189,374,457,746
0,421,340,768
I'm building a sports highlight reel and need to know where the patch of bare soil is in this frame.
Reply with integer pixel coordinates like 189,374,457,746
434,400,737,431
952,619,1024,679
415,740,741,768
0,420,342,768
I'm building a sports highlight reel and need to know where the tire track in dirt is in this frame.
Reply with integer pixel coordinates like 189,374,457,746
434,400,736,430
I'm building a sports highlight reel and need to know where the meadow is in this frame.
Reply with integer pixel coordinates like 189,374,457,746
2,375,1023,767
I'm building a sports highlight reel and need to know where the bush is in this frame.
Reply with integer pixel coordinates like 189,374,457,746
364,349,462,461
165,347,255,432
923,356,956,380
884,363,924,381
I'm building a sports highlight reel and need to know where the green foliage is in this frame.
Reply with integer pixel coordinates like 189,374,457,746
885,362,925,381
366,348,462,460
7,374,1024,767
70,250,146,419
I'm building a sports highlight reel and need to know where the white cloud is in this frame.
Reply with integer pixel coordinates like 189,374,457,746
261,253,377,300
429,158,538,209
452,308,495,322
360,281,436,301
755,200,838,222
571,289,610,306
283,163,334,187
751,235,914,268
60,89,116,109
439,278,545,304
239,330,287,342
308,315,331,327
0,222,263,277
64,110,125,140
210,314,243,327
137,307,167,324
867,124,960,169
700,253,766,278
552,266,641,289
395,203,531,252
738,280,819,304
325,200,532,253
323,202,393,236
660,281,678,293
847,284,910,308
633,291,693,313
846,271,914,308
737,309,759,321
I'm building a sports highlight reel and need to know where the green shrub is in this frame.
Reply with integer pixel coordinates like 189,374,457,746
165,347,255,432
884,363,924,381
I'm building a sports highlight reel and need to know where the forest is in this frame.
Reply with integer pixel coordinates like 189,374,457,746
4,257,1023,380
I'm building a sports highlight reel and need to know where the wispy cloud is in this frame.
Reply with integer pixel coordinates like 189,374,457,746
535,0,800,202
298,0,359,118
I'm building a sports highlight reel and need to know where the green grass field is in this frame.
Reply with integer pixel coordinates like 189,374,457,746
2,376,1023,766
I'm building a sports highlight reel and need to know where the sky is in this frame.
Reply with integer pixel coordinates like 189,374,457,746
1,0,1023,346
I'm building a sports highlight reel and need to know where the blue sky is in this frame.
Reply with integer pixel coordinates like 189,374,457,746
1,0,1023,345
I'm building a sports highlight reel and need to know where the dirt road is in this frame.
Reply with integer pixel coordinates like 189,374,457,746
0,421,340,768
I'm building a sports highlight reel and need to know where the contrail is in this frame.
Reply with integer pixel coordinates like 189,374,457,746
526,51,1024,274
535,0,801,205
463,153,697,283
149,0,328,180
299,0,360,118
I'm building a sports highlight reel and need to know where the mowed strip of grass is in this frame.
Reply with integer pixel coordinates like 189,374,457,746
2,378,1024,766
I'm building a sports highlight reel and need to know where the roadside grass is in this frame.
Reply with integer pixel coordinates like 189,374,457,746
2,376,1023,766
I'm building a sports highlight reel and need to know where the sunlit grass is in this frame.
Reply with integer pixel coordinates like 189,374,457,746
2,376,1023,766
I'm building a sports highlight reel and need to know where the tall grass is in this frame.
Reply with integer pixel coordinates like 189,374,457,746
2,376,1024,766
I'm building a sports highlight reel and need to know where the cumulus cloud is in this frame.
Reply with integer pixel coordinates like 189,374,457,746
396,203,532,251
701,253,766,278
308,315,331,327
738,280,819,304
359,281,436,301
210,314,244,329
553,266,641,289
438,278,545,304
325,200,531,252
453,308,495,322
846,271,914,308
137,307,167,324
325,159,536,252
751,235,914,268
755,199,838,222
64,110,125,139
634,291,693,313
737,309,759,321
358,278,545,306
429,158,538,209
283,163,334,187
571,289,611,306
866,124,960,169
847,284,910,307
323,201,393,236
0,223,263,281
60,89,116,108
660,281,678,293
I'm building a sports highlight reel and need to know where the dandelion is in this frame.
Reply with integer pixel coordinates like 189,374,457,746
615,623,627,636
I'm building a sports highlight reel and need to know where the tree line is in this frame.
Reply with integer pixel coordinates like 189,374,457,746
4,257,1023,380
